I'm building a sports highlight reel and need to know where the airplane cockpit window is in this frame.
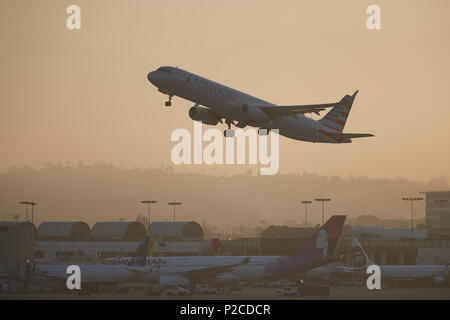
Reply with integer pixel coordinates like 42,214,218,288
157,67,172,74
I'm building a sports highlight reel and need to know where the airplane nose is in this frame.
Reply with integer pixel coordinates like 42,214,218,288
147,71,154,83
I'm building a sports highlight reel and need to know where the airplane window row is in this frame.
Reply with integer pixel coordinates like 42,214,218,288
157,67,171,74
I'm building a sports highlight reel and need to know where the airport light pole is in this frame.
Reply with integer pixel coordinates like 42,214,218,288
301,201,312,227
168,201,182,223
19,201,36,224
315,198,331,225
141,200,157,226
402,197,423,237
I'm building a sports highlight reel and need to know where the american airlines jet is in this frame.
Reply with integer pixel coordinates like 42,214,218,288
146,66,374,143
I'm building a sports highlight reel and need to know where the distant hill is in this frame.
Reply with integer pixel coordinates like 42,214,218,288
0,163,447,227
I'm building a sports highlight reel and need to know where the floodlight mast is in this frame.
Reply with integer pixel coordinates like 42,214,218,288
168,201,182,222
141,200,157,225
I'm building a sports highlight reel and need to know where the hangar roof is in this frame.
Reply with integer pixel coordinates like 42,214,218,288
147,221,204,240
37,221,91,240
91,221,146,241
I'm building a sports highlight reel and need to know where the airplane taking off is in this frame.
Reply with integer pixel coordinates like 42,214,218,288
147,66,374,143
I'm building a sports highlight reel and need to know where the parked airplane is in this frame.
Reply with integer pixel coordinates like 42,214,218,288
147,66,373,143
27,237,156,286
27,216,346,291
351,238,449,287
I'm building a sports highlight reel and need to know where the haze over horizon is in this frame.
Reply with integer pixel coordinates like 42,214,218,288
1,163,448,228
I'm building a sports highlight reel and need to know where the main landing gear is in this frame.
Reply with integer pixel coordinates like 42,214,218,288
258,128,270,136
165,95,173,107
224,119,235,138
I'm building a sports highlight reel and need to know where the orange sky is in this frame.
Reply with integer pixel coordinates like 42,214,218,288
1,0,449,182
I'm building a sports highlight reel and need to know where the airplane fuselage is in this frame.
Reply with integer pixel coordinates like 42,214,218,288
378,265,448,281
32,255,307,286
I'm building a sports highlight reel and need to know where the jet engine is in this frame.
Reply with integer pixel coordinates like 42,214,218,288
240,104,268,122
159,275,190,287
189,104,220,125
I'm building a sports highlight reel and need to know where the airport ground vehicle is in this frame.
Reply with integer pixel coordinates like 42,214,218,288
275,287,298,297
274,279,296,287
295,281,330,297
194,283,218,295
164,286,191,296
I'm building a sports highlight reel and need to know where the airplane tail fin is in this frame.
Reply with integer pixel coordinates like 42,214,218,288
305,215,347,259
350,237,374,268
211,238,228,255
319,90,358,133
264,215,346,276
130,236,155,266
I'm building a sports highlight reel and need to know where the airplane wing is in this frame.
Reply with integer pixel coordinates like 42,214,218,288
181,257,250,280
331,133,375,139
257,103,338,117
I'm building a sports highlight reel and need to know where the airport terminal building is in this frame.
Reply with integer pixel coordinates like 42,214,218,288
422,191,450,233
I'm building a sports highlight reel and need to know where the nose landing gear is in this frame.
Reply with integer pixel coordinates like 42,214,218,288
165,95,173,107
223,119,235,138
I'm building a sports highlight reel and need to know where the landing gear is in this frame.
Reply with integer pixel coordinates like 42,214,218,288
165,95,173,107
224,129,235,137
224,119,235,138
258,128,270,136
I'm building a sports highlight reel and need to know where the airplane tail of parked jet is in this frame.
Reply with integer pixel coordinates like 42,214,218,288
130,237,155,266
301,215,347,260
264,215,346,276
211,238,230,256
350,237,374,268
319,91,358,133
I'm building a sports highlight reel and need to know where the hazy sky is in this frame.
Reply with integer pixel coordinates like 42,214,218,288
1,0,449,182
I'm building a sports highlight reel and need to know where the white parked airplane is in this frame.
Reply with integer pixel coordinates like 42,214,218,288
351,238,449,287
27,216,346,290
147,66,374,143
